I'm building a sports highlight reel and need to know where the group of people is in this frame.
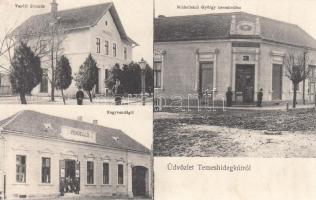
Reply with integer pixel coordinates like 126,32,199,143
60,176,80,195
225,87,263,107
76,79,124,105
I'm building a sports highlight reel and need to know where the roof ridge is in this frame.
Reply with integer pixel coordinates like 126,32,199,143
31,2,113,18
155,11,298,26
0,110,26,130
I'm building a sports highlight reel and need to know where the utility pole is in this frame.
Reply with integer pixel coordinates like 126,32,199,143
303,50,307,105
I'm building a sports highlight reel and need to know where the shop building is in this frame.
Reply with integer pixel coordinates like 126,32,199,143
154,12,316,104
11,0,137,97
0,110,152,199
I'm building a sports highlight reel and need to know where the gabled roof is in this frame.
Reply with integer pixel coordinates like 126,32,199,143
0,110,150,154
13,2,137,45
154,12,316,49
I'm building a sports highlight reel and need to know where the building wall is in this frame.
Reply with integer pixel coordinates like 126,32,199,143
29,10,134,97
155,39,316,103
89,11,133,94
154,40,231,98
3,133,151,199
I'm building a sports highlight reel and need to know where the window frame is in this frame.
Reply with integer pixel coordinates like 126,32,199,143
113,43,117,57
154,61,162,88
102,162,110,185
117,163,124,185
86,161,94,184
16,155,26,183
41,157,51,184
105,40,109,55
96,38,101,53
124,47,127,60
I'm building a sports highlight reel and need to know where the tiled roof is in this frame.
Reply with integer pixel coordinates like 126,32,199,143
154,12,316,49
13,2,136,44
0,110,150,154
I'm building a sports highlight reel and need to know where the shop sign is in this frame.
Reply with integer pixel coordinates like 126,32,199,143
60,126,96,143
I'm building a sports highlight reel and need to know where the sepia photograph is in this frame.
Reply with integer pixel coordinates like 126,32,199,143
0,105,153,200
153,0,316,157
0,0,153,106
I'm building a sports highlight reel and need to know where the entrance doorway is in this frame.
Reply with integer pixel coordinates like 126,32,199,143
198,62,214,95
60,159,80,195
132,166,149,197
235,64,255,103
272,64,283,100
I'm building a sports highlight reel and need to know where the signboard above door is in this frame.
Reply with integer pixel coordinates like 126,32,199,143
60,126,97,143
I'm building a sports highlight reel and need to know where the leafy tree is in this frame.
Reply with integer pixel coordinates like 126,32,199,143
55,55,72,105
144,64,154,96
106,63,122,92
9,42,42,104
284,51,311,108
75,54,98,102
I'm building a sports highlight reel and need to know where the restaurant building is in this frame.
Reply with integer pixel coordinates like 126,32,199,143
154,12,316,105
0,110,152,199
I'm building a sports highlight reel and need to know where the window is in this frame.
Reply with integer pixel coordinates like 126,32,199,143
309,65,316,78
42,157,51,183
242,55,250,61
105,40,109,55
16,155,26,183
96,38,101,53
124,47,127,60
40,69,48,93
103,162,110,184
154,61,162,88
117,164,123,185
87,161,94,184
113,43,117,57
40,40,47,54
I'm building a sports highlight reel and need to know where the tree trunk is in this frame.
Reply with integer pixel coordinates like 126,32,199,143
19,92,27,104
87,90,92,102
293,84,297,108
50,76,55,102
61,89,66,105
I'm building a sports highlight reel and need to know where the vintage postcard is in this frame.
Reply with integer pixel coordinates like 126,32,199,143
153,0,316,199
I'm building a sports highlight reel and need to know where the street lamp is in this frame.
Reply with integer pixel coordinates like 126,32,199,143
139,58,146,106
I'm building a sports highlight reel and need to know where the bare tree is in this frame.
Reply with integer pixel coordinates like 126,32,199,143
284,51,311,108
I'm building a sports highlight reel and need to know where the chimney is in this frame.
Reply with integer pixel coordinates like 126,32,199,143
77,116,83,121
255,17,261,35
92,120,98,125
230,15,237,35
51,0,58,19
158,15,166,18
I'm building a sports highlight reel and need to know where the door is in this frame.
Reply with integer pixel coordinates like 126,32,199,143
132,166,149,197
235,65,255,103
199,62,214,95
272,64,282,100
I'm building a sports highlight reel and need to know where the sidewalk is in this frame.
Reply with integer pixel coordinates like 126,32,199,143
0,95,153,105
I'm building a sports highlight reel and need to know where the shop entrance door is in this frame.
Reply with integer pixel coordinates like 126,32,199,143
272,64,283,100
132,166,149,197
198,62,214,95
60,159,80,195
235,64,255,103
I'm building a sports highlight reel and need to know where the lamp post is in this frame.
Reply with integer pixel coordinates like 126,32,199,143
139,58,146,106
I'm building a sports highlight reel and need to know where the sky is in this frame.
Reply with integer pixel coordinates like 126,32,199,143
0,105,153,148
0,0,153,72
155,0,316,41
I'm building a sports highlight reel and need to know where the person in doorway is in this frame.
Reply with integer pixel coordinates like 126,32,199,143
226,87,233,107
76,87,84,105
257,88,263,107
112,79,124,105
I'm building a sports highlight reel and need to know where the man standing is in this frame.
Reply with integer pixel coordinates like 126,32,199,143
257,88,263,107
226,87,233,107
76,87,84,105
112,79,124,105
